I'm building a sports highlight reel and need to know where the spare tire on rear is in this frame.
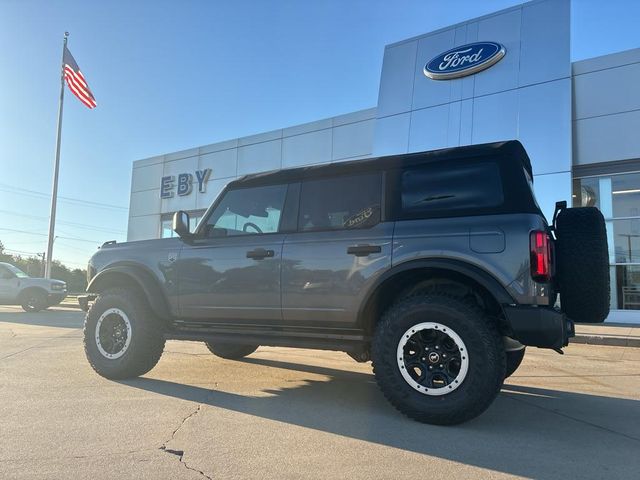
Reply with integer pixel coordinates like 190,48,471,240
555,207,610,323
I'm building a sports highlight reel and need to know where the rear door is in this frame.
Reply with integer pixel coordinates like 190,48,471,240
176,183,291,323
281,171,393,328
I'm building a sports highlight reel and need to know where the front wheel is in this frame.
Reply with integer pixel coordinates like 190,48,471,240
21,290,47,312
83,288,165,379
372,294,505,425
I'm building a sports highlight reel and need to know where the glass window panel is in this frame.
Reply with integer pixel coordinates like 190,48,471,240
161,219,174,238
612,218,640,263
612,172,640,218
613,264,640,310
575,172,640,312
573,177,600,209
205,184,287,236
401,162,503,216
298,173,382,232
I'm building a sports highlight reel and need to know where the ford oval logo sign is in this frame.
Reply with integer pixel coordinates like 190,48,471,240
424,42,506,80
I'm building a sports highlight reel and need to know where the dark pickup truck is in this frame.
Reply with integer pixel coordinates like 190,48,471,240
81,141,609,425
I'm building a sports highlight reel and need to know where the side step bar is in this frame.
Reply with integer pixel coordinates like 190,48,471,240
165,330,369,353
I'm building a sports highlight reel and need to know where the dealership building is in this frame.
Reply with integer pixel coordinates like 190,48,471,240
127,0,640,323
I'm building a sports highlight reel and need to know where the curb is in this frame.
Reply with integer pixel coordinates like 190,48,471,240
571,335,640,348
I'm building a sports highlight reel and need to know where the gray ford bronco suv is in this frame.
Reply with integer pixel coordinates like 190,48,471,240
82,140,609,425
0,262,67,312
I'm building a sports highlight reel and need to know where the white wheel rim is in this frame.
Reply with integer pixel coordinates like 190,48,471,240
95,308,132,360
396,322,469,396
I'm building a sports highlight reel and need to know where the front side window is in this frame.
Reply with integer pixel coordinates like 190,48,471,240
2,264,28,278
204,184,287,236
400,161,503,217
298,173,382,232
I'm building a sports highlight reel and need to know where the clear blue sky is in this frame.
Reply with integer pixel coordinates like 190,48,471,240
0,0,638,270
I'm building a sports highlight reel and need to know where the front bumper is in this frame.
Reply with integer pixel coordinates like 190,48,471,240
47,293,67,305
78,294,97,312
503,306,574,350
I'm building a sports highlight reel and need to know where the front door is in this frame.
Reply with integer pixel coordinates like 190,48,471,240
176,183,289,324
281,172,392,328
0,265,19,302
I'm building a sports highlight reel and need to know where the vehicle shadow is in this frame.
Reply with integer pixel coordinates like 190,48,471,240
121,356,640,479
0,307,83,329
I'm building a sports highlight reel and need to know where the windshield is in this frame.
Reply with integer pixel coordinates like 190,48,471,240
4,264,29,278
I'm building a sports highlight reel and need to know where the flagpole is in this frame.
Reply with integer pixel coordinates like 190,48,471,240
45,32,68,279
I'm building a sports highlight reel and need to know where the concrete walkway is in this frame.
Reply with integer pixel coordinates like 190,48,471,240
574,323,640,347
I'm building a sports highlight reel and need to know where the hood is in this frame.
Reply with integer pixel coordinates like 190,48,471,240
21,278,66,289
87,237,183,280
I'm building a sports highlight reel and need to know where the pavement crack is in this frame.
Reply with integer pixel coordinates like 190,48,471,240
160,404,213,479
0,346,35,360
0,330,81,361
162,404,202,446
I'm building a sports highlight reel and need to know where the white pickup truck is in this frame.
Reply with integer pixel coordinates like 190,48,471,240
0,262,67,312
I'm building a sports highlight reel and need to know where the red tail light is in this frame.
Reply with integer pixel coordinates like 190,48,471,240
530,230,551,282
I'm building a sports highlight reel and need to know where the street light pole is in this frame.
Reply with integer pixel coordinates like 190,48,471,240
45,32,68,279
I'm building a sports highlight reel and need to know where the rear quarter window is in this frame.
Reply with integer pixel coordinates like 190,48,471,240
399,161,504,218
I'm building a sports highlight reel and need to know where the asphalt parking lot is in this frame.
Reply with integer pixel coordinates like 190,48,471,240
1,306,639,479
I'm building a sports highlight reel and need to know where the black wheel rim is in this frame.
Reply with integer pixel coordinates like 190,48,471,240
397,322,469,395
95,308,132,359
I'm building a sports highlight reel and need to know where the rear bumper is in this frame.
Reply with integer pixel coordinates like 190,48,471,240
504,305,574,350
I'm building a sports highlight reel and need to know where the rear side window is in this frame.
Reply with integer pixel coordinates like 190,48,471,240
299,173,382,231
400,161,503,217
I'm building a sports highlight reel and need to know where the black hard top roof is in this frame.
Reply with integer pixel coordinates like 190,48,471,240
229,140,533,188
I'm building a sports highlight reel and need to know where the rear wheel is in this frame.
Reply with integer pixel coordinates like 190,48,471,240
372,294,505,425
83,288,165,379
205,342,258,360
21,290,47,312
505,347,525,379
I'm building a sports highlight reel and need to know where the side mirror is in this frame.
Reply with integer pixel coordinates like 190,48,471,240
172,211,191,238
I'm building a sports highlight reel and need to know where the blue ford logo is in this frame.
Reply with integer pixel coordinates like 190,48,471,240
424,41,506,80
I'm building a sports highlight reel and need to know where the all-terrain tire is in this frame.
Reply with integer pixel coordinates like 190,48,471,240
20,289,47,312
84,288,165,379
555,207,610,323
205,342,258,360
505,348,525,379
372,294,505,425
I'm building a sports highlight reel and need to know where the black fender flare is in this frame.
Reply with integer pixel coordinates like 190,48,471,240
86,265,171,320
358,258,514,328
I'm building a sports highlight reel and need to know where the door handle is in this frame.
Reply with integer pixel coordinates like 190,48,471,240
347,245,382,257
246,248,275,260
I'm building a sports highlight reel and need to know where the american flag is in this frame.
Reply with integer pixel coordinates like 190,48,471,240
63,46,97,109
